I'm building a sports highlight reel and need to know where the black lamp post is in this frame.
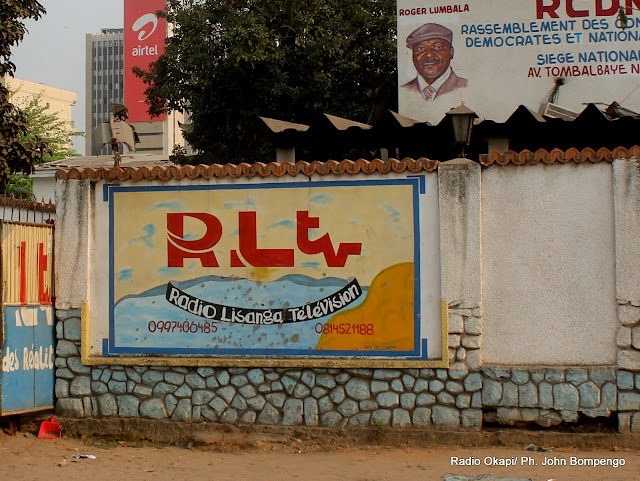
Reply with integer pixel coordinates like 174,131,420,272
445,104,478,158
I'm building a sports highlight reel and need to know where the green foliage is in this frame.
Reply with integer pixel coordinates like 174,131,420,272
169,144,189,164
0,86,50,189
0,0,46,77
15,92,82,162
3,92,82,198
0,0,48,190
4,174,33,199
135,0,397,163
618,6,629,29
373,419,386,445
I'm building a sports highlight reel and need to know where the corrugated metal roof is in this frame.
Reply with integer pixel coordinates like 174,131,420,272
260,103,640,161
33,154,174,177
47,104,640,183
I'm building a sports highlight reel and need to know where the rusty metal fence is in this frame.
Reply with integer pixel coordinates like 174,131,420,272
0,195,56,225
0,195,55,415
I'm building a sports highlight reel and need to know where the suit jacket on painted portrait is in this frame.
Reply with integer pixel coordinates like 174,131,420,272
403,71,468,99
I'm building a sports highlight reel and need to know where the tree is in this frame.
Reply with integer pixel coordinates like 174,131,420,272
5,92,82,199
13,92,82,162
0,1,49,190
134,0,397,164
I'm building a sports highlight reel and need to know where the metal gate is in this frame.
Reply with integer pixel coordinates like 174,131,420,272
0,197,55,415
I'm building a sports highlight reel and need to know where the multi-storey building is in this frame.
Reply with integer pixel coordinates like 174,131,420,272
85,25,189,157
85,28,125,156
4,77,77,128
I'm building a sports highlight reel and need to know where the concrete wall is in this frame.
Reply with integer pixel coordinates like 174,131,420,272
482,163,617,365
52,157,640,432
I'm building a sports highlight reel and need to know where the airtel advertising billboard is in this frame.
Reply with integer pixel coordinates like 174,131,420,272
124,0,166,122
397,0,640,124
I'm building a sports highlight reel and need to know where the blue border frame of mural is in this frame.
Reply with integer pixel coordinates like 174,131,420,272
104,178,426,359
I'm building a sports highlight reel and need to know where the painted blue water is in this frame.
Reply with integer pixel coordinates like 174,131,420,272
114,275,367,352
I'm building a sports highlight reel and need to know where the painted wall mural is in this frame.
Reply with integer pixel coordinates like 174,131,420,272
101,178,441,363
397,0,640,124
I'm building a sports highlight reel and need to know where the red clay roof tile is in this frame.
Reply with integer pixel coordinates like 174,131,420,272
55,158,439,182
53,146,639,183
480,146,639,166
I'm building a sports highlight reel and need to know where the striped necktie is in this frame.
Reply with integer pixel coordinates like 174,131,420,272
423,85,437,101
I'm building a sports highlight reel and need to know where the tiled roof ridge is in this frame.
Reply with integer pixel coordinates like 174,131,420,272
53,147,640,183
55,158,439,182
481,146,640,166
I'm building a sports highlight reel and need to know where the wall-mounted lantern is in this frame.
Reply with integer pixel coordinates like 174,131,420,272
445,104,478,158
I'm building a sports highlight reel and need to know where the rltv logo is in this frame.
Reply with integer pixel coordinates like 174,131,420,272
166,211,362,269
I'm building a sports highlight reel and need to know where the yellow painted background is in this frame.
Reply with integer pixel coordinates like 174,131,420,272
113,184,415,302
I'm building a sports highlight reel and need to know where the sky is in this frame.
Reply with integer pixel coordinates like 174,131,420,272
11,0,124,154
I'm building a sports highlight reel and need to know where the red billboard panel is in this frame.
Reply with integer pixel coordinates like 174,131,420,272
124,0,166,122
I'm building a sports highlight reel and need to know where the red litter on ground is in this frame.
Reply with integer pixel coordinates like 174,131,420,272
38,416,62,439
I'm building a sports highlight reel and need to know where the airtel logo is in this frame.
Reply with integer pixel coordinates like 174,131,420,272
132,13,158,41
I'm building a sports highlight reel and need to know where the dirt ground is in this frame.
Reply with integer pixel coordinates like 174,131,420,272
1,428,639,481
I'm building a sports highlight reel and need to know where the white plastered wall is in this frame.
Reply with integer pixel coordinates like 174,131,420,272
613,158,640,370
54,179,91,310
439,160,481,306
481,162,618,365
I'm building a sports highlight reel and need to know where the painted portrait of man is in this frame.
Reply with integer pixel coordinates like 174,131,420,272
402,23,468,101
